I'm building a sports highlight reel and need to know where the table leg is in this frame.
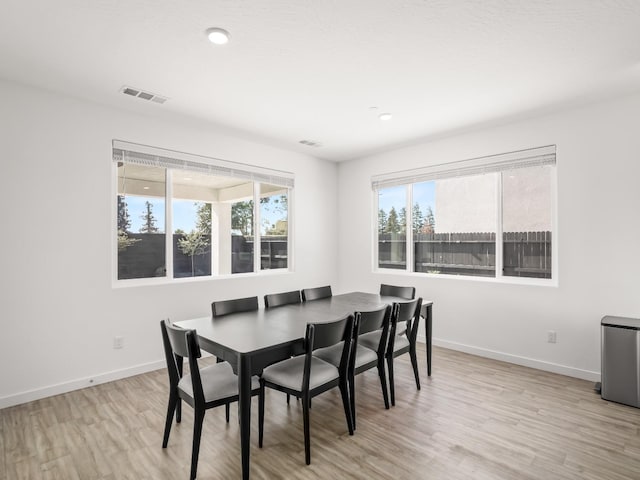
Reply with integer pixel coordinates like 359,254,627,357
238,354,252,480
424,304,432,376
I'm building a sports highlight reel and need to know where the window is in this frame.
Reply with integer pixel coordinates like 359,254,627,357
373,146,556,281
114,141,294,282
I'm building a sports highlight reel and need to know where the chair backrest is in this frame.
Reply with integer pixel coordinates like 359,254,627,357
264,290,301,308
211,296,259,317
301,285,332,302
160,320,205,404
302,315,354,391
354,304,392,358
380,283,416,300
391,298,423,342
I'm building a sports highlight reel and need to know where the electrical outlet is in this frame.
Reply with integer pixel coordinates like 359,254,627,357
547,330,557,343
113,336,124,349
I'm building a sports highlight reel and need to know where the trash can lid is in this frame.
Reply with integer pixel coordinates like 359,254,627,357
601,315,640,329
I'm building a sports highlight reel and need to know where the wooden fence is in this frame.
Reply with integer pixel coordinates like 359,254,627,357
379,231,551,278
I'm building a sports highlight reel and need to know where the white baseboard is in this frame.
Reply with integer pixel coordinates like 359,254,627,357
0,360,165,410
417,334,600,382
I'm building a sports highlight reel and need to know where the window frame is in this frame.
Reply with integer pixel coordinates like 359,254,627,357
372,146,558,286
112,141,294,287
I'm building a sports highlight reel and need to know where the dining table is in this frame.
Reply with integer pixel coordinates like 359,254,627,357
175,291,433,480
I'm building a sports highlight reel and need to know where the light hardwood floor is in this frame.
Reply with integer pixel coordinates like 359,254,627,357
3,346,640,479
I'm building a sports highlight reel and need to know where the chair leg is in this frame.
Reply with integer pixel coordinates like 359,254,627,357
286,393,290,405
190,408,205,480
387,354,396,407
377,358,390,409
258,381,265,448
225,402,230,423
339,379,354,435
349,374,356,431
162,391,179,448
303,393,311,465
409,345,421,390
176,398,182,423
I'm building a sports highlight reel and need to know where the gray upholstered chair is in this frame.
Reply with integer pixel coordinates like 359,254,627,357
315,305,392,429
258,315,354,465
160,320,260,480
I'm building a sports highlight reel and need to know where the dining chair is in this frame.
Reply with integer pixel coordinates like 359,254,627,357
264,290,301,308
211,295,260,420
379,283,415,300
385,298,423,406
301,285,332,302
264,289,303,405
380,284,415,336
315,305,392,430
211,295,259,317
160,320,260,480
258,314,355,465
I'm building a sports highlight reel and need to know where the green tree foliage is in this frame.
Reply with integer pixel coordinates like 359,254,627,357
261,194,288,235
412,203,424,233
232,200,254,236
385,206,400,234
424,205,435,233
399,207,407,233
195,202,212,236
178,230,209,276
117,195,140,251
378,209,388,234
139,201,159,233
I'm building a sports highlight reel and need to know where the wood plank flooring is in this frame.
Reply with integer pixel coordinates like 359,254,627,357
3,346,640,479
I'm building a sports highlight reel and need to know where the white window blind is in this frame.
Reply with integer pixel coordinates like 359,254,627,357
371,145,555,190
113,140,295,188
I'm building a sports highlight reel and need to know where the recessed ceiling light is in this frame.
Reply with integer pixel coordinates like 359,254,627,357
378,113,392,121
206,27,231,45
143,186,150,190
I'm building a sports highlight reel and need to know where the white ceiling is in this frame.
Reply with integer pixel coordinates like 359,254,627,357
2,0,640,162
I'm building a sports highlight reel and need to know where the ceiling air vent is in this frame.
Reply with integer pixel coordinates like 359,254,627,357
120,86,168,104
299,139,322,147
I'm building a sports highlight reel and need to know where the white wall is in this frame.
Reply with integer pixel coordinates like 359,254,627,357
337,92,640,381
0,79,338,408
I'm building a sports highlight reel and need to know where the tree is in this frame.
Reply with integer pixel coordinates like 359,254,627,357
139,201,159,233
178,230,209,276
378,209,388,234
385,207,400,234
399,207,407,233
424,206,435,233
177,202,212,277
231,200,253,236
117,195,140,251
195,202,212,236
412,203,424,233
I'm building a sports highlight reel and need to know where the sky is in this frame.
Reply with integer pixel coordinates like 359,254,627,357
378,181,436,218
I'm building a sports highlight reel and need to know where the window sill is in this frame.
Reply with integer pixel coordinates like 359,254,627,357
374,268,558,288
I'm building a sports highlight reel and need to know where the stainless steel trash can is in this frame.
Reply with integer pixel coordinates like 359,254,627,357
601,316,640,408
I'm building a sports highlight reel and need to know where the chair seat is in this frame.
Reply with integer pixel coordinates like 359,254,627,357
315,342,379,369
395,320,407,337
262,355,339,392
358,331,382,351
178,362,259,403
392,335,410,352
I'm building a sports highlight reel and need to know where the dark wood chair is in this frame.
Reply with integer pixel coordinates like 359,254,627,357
211,296,259,317
301,285,332,302
211,296,260,420
316,305,392,430
386,298,423,406
264,290,301,308
380,284,415,336
380,283,415,300
264,289,303,405
258,315,355,465
160,320,260,480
